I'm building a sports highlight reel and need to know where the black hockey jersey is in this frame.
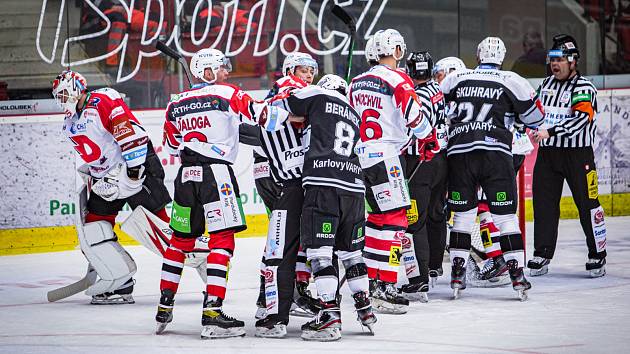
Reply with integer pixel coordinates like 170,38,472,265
440,66,545,156
277,85,364,194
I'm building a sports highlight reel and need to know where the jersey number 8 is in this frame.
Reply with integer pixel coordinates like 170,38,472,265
333,121,355,157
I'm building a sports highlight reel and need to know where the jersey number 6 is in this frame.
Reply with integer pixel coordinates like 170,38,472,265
360,109,382,141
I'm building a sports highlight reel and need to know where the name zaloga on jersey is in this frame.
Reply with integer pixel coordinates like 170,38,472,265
441,69,544,156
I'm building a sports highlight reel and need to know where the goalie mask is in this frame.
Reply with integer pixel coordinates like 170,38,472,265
406,51,433,81
477,36,506,66
52,70,87,118
190,48,232,84
317,74,348,95
282,52,318,77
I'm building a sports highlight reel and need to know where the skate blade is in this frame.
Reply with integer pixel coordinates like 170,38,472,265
452,288,461,300
402,292,429,303
359,322,375,336
156,322,168,335
589,267,606,278
255,307,267,320
430,277,437,288
517,289,528,302
469,276,511,288
255,324,287,338
529,265,548,277
201,326,246,339
289,308,316,318
301,327,341,342
90,295,135,305
371,298,408,314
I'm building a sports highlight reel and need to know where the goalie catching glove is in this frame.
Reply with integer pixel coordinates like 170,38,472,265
91,163,146,201
416,128,440,162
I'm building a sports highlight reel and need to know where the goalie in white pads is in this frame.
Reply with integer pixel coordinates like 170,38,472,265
52,70,171,304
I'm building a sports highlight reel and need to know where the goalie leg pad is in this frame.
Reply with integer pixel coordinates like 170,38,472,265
79,221,137,296
120,206,171,256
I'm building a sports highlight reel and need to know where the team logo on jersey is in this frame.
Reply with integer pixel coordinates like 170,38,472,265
389,166,401,177
220,183,233,196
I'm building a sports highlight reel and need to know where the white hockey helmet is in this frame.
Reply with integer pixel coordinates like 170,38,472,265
433,56,467,77
282,52,318,77
52,70,87,117
190,48,232,84
317,74,348,95
364,36,379,64
373,28,406,60
477,36,506,65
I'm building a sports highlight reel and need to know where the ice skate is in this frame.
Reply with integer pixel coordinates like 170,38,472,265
90,278,135,305
468,257,510,288
200,294,245,339
429,268,442,288
508,260,531,301
155,289,174,334
586,258,606,278
352,291,376,335
527,256,550,276
370,281,409,314
290,281,320,318
480,256,509,280
300,301,341,341
451,257,466,299
255,314,288,338
400,281,429,302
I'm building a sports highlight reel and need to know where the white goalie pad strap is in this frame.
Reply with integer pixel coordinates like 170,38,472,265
120,206,171,256
92,163,145,201
79,221,137,296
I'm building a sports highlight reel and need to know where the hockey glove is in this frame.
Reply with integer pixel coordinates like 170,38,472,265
92,163,145,201
417,128,440,162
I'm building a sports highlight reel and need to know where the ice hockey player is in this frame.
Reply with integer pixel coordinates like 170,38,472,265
52,70,171,305
399,51,447,302
349,29,438,314
253,52,320,322
432,56,467,84
529,34,607,278
254,52,322,337
263,74,377,341
158,48,292,339
440,37,545,301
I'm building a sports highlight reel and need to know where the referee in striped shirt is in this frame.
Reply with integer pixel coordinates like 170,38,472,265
529,34,607,278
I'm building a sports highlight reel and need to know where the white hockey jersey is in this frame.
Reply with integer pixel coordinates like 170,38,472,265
348,64,432,168
63,88,149,178
163,83,286,164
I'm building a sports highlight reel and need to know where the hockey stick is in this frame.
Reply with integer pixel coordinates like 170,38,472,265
156,41,194,88
331,5,356,83
47,265,96,302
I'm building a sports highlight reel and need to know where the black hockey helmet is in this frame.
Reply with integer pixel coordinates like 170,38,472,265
547,34,580,63
406,51,433,81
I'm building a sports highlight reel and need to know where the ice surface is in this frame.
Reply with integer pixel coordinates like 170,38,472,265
1,218,629,353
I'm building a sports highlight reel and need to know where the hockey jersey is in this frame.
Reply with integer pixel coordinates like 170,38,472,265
407,80,447,155
256,74,309,182
163,83,282,164
348,64,432,168
440,67,545,156
63,88,149,178
278,85,364,193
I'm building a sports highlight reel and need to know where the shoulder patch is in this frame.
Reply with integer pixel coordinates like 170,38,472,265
571,92,592,105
